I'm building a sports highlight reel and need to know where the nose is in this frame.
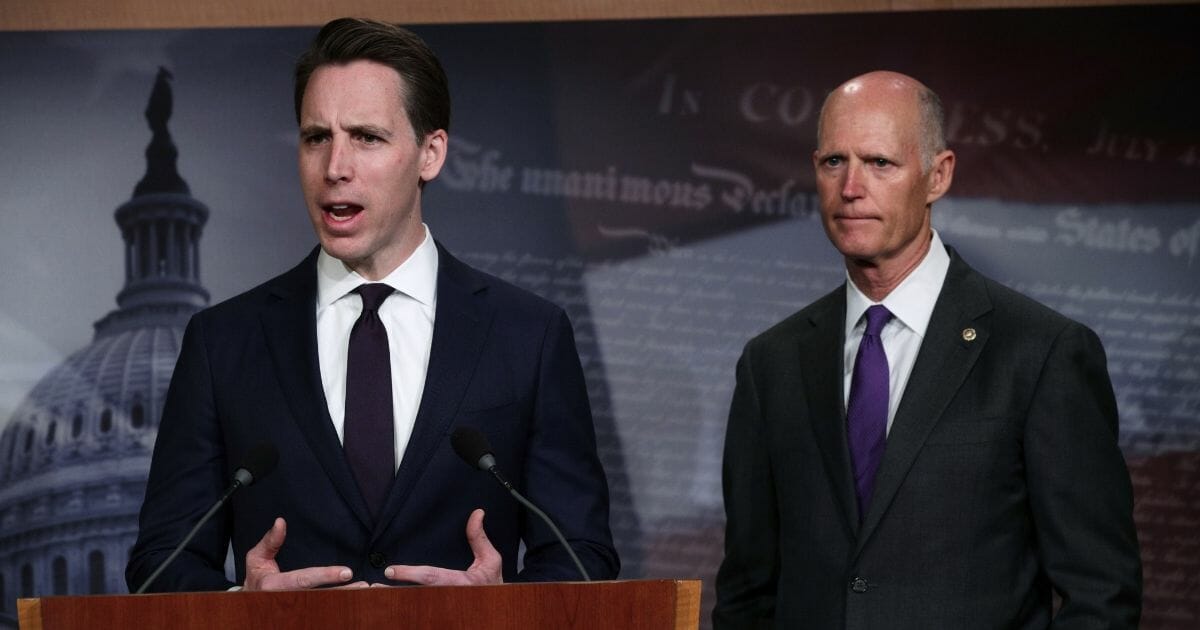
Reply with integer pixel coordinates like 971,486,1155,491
840,162,864,201
325,136,352,183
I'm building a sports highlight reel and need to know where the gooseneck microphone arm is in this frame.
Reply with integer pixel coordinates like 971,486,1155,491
451,427,591,582
486,460,592,582
135,442,279,594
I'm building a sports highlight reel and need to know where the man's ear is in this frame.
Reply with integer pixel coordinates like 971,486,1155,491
419,129,448,183
926,149,955,204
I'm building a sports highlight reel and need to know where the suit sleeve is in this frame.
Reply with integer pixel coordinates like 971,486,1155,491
1024,322,1141,626
125,314,235,592
713,345,778,630
515,309,620,581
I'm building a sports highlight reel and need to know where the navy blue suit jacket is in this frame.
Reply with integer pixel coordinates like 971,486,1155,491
127,244,618,591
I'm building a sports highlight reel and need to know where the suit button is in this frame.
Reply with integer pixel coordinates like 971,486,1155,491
369,552,387,568
850,577,868,593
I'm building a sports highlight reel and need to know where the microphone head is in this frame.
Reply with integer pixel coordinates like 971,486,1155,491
451,427,494,471
235,442,279,487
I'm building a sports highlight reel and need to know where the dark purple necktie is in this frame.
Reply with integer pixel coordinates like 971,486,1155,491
344,283,395,520
847,304,893,523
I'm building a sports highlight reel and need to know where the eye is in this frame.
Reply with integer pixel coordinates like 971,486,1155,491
870,158,892,168
355,132,382,145
822,156,843,168
301,131,329,146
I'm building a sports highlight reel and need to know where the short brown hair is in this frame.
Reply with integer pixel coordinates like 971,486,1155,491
294,18,451,143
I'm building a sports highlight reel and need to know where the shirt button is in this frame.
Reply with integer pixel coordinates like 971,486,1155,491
850,577,868,593
369,552,387,568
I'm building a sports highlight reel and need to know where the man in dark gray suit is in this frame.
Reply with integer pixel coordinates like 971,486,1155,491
714,71,1141,628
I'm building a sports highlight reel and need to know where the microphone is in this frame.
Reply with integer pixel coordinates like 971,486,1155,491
135,442,279,594
450,427,591,581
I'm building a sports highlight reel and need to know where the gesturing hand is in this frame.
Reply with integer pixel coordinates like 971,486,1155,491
383,509,503,586
243,517,367,590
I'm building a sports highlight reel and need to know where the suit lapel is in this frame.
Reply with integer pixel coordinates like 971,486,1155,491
259,248,374,530
801,290,860,536
856,250,992,551
372,244,494,540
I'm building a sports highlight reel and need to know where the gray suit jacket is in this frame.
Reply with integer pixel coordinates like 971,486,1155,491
714,246,1140,629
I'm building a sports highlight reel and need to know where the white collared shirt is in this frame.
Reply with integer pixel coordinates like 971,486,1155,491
315,225,438,468
843,230,950,435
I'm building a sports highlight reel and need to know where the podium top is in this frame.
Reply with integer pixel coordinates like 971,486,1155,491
19,578,701,630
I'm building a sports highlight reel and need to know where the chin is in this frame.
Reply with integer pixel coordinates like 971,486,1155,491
318,237,364,264
830,235,881,259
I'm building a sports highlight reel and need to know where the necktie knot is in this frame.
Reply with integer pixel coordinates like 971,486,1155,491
355,283,393,313
863,304,893,337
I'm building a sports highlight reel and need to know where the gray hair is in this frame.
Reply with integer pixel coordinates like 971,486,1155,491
916,85,946,172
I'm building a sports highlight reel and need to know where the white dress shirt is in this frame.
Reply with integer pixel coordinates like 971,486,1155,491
315,225,438,468
843,230,950,435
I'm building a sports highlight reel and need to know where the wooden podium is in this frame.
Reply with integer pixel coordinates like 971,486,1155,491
17,579,700,629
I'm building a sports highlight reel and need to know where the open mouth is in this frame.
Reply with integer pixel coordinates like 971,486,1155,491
324,204,364,222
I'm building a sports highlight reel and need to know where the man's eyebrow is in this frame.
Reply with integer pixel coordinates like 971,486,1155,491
346,124,393,139
298,123,394,140
298,124,329,137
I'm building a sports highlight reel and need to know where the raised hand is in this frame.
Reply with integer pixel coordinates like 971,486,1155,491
243,517,368,590
383,509,503,586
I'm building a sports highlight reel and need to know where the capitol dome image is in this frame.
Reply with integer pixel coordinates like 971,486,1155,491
0,68,208,626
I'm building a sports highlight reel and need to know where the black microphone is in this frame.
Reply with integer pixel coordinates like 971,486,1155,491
135,442,279,594
450,427,591,581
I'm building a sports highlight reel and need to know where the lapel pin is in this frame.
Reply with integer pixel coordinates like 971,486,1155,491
962,328,977,341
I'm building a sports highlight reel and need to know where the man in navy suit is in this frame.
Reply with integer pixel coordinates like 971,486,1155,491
713,71,1140,627
127,18,618,592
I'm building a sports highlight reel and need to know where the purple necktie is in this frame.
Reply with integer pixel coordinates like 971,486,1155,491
847,304,893,523
344,283,395,520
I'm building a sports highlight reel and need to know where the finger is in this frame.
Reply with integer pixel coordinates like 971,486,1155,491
260,565,354,590
385,564,470,586
464,509,486,542
247,517,287,563
244,518,288,590
465,509,502,568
